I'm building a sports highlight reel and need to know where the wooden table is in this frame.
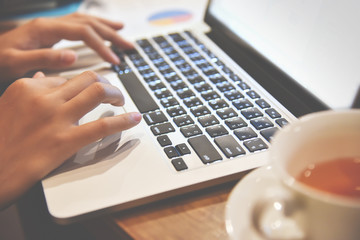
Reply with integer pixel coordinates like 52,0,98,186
84,180,242,240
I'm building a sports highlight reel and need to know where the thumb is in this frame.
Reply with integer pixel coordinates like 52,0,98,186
16,49,77,72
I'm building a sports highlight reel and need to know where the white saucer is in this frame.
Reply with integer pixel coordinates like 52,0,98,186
225,165,283,240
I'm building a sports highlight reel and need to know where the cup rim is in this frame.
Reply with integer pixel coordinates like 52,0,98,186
270,109,360,208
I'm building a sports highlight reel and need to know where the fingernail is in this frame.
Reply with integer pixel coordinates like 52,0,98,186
130,112,142,123
61,50,77,64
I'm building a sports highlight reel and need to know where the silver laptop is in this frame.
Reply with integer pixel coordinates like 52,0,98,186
42,0,360,224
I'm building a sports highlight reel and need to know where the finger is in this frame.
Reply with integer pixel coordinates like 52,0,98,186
62,81,125,121
74,18,134,49
57,71,110,101
33,71,45,78
67,13,125,30
47,21,120,64
13,49,77,73
69,112,142,148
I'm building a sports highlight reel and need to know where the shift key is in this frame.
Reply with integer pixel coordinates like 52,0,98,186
188,135,222,164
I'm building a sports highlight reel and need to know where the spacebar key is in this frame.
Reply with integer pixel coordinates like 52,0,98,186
119,72,159,113
188,135,222,164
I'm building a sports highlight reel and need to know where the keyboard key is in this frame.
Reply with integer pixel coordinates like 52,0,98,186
157,135,172,147
276,118,289,128
170,80,187,91
164,146,180,158
216,108,238,119
216,82,235,92
224,90,244,101
160,97,179,108
171,158,188,171
255,99,271,109
250,117,274,130
183,97,203,108
208,99,229,110
206,125,229,138
175,143,191,155
265,108,282,119
167,106,186,117
173,115,194,127
154,89,172,99
151,122,175,135
225,117,247,130
191,105,211,117
119,71,159,113
201,91,221,101
188,135,222,164
241,107,263,119
244,138,268,152
260,127,279,142
238,81,250,90
246,90,260,99
143,111,168,125
233,99,253,110
194,82,212,92
214,135,246,158
234,127,257,141
177,89,195,99
198,115,219,127
180,125,203,137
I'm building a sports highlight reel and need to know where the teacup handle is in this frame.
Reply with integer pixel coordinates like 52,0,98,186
250,186,307,240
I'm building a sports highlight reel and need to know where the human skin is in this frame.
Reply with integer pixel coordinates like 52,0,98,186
0,13,134,83
0,71,142,209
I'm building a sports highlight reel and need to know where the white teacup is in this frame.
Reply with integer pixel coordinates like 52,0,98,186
249,110,360,240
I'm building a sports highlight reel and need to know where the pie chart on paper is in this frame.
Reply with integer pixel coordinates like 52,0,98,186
148,10,193,26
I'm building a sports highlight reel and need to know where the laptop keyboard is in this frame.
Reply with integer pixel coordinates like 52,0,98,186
112,31,289,172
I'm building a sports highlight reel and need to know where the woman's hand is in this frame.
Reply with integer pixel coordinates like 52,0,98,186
0,13,133,82
0,71,141,209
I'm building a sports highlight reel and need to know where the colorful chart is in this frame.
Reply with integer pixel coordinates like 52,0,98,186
148,10,193,26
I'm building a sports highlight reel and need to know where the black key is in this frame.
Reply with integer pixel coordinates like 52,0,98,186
118,71,159,113
233,99,253,110
151,122,175,135
201,91,221,101
238,81,250,90
206,125,229,138
161,97,179,108
173,115,194,127
177,89,195,99
265,108,282,119
225,117,247,130
244,138,268,152
191,105,211,117
183,97,202,108
255,99,271,109
234,127,257,141
187,75,204,84
170,80,187,90
143,111,168,125
198,115,219,127
224,90,244,101
246,90,260,99
171,158,188,171
208,99,229,110
175,143,191,155
216,82,235,92
180,125,202,138
261,127,279,142
157,135,172,147
188,135,222,164
241,107,263,119
250,117,274,130
216,108,238,119
154,89,172,99
194,82,212,92
164,146,179,158
167,106,186,117
208,74,226,84
214,135,245,158
276,118,289,128
148,81,166,90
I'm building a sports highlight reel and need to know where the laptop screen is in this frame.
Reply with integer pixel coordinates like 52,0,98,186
208,0,360,109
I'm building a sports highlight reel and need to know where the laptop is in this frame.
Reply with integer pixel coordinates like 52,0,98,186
42,0,359,224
